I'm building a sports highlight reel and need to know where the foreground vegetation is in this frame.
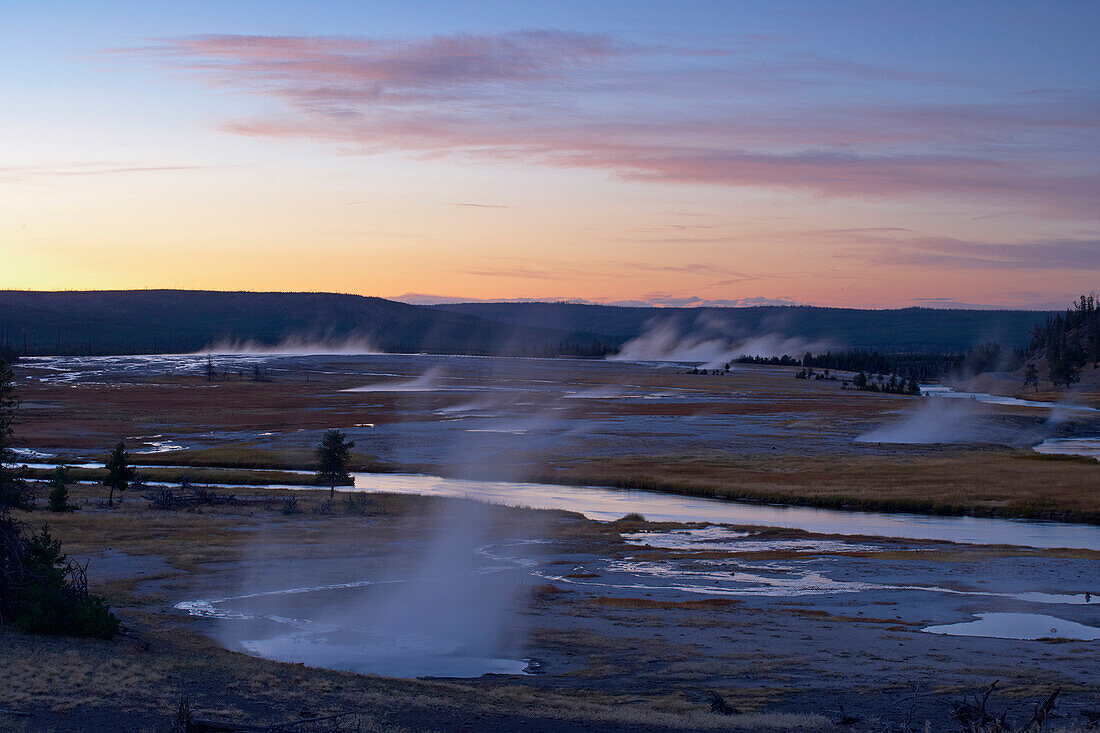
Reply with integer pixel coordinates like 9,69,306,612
0,517,119,639
1,359,119,640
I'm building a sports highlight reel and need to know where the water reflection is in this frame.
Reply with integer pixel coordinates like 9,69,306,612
350,473,1100,550
921,612,1100,641
1033,437,1100,461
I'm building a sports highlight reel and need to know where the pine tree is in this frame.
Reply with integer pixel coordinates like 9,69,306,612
316,429,354,498
1023,364,1039,392
47,466,77,513
102,442,135,508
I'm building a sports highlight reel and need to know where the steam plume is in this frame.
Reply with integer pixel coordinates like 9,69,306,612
344,366,446,392
609,320,833,368
855,399,983,444
202,335,381,355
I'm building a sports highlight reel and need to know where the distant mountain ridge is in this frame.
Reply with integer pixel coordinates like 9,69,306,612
0,290,605,357
0,290,1053,357
435,302,1051,353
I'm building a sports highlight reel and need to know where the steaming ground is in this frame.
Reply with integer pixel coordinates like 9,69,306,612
25,486,1100,731
607,319,834,369
7,354,1100,729
180,501,542,678
15,353,1099,466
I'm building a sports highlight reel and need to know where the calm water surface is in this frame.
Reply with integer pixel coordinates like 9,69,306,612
348,472,1100,550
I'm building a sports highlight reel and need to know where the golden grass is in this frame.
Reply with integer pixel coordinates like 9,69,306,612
540,449,1100,522
25,464,320,486
775,607,923,626
13,356,1100,521
531,584,571,595
84,441,1100,525
133,444,388,472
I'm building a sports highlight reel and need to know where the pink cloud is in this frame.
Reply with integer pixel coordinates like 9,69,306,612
122,32,1100,216
133,31,632,99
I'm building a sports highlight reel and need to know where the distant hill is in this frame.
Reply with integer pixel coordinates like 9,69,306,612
0,291,606,357
436,302,1052,353
0,290,1055,358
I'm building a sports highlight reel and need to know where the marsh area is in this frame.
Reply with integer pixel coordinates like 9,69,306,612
5,352,1100,730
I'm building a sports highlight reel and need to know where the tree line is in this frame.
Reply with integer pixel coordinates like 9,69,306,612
1026,294,1100,388
735,342,1011,382
736,293,1099,391
518,338,614,358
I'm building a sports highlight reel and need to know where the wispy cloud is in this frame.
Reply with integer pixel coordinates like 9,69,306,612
391,292,799,308
0,162,245,182
911,293,1082,310
842,234,1100,271
456,257,772,282
623,294,800,308
460,266,589,280
120,31,1100,217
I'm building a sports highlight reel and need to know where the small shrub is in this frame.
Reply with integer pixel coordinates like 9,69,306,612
149,487,177,510
343,493,370,516
617,512,645,523
0,464,32,512
148,480,236,511
281,496,300,515
0,519,119,639
171,693,194,733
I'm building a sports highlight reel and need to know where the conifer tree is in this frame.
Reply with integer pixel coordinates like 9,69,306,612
103,442,135,508
316,429,354,498
47,466,77,513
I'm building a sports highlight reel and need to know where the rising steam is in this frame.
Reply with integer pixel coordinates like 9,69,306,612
202,335,381,355
343,366,446,392
608,320,833,368
855,398,983,444
196,500,538,677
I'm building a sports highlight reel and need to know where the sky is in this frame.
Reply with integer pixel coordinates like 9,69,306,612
3,1,1098,309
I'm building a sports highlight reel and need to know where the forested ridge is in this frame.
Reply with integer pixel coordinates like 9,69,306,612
0,290,1054,357
1025,294,1100,387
